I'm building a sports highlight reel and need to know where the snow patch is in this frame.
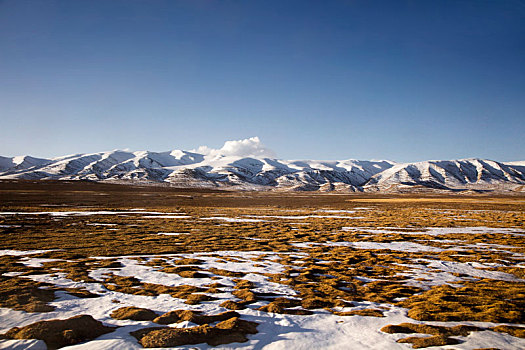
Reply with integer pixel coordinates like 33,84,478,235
201,217,267,223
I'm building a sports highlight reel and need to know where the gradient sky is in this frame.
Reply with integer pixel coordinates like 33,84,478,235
1,0,524,162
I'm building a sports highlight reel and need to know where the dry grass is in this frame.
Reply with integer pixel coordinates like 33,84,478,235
0,180,524,348
110,307,158,321
220,300,246,310
381,323,482,349
398,281,524,323
491,325,525,338
0,276,56,312
346,198,525,204
131,317,258,347
153,310,240,325
0,315,115,349
397,334,459,349
332,309,385,317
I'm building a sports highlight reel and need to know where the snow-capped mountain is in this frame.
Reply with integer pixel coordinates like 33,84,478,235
1,138,524,192
364,159,525,192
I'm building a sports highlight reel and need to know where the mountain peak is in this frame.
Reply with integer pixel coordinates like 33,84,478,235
0,143,524,192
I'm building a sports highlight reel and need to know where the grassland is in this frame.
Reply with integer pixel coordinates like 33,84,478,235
0,180,524,349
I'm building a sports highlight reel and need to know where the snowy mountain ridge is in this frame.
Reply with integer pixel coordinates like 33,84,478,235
1,138,524,192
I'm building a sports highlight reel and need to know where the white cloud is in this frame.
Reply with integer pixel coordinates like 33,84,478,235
193,137,276,158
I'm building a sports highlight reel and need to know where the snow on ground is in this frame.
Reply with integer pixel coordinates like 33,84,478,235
342,226,525,236
0,249,57,256
142,215,192,219
1,212,524,349
247,215,365,220
5,299,523,350
201,217,267,223
0,339,46,349
157,232,190,236
0,211,187,217
292,241,444,252
396,259,523,288
86,223,118,226
2,249,525,350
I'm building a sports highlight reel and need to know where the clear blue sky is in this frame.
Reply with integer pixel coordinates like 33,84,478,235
1,0,524,162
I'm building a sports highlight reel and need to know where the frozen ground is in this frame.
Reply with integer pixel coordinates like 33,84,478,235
0,205,524,349
1,249,524,350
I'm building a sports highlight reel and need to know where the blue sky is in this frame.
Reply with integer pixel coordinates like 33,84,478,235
1,0,523,162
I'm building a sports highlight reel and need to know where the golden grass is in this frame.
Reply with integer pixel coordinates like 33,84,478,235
381,323,483,348
1,315,115,349
110,307,158,321
332,309,385,317
0,277,56,312
219,300,245,310
491,325,525,338
131,316,258,347
397,335,459,348
398,281,524,323
347,198,525,204
153,310,240,325
0,181,524,347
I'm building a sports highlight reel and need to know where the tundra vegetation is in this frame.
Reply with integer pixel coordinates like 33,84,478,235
0,180,524,349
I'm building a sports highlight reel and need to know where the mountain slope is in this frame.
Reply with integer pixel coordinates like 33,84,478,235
365,159,525,192
1,139,523,192
0,149,394,190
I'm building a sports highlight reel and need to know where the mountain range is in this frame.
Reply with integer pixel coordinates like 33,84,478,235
1,138,524,193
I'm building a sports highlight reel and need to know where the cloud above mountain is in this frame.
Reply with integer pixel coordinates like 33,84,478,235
1,141,524,192
193,137,276,158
